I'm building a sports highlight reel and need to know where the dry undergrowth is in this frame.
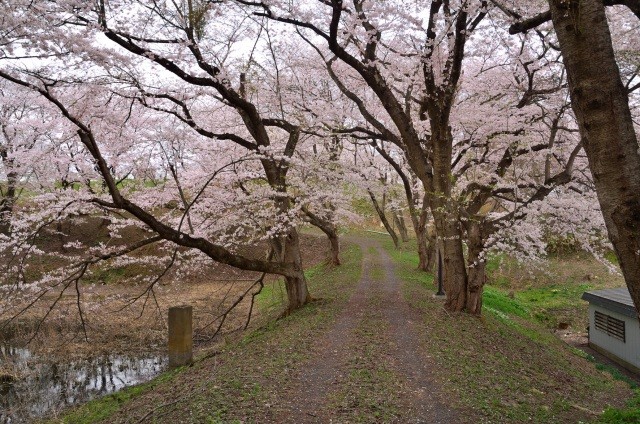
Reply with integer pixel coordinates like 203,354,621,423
0,218,329,359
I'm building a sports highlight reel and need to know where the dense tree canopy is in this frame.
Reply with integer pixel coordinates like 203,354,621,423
0,0,637,322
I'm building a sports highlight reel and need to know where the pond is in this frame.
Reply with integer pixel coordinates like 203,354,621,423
0,344,166,423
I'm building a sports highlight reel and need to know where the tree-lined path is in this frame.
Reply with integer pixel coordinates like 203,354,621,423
280,238,456,423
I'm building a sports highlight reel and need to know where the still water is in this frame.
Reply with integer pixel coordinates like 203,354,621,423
0,344,166,423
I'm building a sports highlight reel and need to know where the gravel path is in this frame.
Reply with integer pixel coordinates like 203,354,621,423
283,237,456,423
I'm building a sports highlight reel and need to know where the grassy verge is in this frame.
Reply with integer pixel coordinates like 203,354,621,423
380,239,632,424
597,391,640,423
592,359,640,423
485,252,624,331
52,244,363,423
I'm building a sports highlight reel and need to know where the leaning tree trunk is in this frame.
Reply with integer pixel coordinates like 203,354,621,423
549,0,640,312
302,207,341,265
318,223,341,266
368,189,400,248
393,211,410,242
465,222,487,315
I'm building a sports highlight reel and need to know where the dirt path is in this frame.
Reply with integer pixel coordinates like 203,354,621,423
281,237,456,423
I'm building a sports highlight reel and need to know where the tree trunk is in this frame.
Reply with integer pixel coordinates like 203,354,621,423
327,230,341,266
317,223,341,266
279,228,311,313
416,222,436,272
393,211,410,242
302,207,340,265
465,222,487,315
427,230,437,272
429,124,468,312
0,170,16,235
368,189,400,248
408,193,436,272
435,214,468,311
549,0,640,312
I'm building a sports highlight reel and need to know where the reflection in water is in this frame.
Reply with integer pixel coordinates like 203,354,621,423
0,344,166,423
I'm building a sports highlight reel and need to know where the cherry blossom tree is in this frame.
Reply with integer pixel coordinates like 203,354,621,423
506,0,640,312
0,0,356,318
0,83,62,235
0,0,632,323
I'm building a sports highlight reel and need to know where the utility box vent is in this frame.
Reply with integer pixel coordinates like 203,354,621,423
595,311,626,342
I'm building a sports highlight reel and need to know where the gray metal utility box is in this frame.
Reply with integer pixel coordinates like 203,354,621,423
582,287,640,373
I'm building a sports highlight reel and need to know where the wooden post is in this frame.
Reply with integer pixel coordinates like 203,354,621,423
168,305,193,368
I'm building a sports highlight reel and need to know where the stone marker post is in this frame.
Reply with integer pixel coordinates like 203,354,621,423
168,305,193,368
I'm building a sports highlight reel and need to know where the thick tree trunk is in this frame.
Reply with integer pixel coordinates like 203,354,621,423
327,230,341,266
549,0,640,312
317,223,341,266
430,124,468,312
465,222,487,315
426,231,437,272
368,189,400,248
393,212,410,242
435,213,468,311
279,228,311,313
416,222,436,272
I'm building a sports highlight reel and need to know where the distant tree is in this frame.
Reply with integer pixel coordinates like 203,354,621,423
0,84,54,235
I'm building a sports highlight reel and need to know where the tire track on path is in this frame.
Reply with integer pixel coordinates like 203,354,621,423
280,237,456,423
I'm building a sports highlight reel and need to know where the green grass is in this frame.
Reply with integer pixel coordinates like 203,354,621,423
379,237,435,288
483,286,530,319
598,392,640,423
254,278,287,313
255,259,333,313
592,357,640,423
517,283,592,307
484,251,624,332
381,240,633,423
480,277,640,422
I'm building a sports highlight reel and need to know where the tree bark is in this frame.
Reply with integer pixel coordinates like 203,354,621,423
465,222,487,315
0,170,17,235
368,189,399,248
548,0,640,312
424,229,438,273
436,214,468,311
429,123,468,311
393,211,410,242
416,215,436,272
277,228,311,313
327,230,340,266
373,143,433,270
302,207,341,266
